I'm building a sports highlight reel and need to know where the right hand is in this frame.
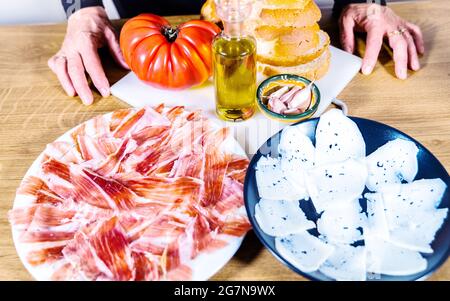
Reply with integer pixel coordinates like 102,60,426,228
48,7,129,105
339,4,424,79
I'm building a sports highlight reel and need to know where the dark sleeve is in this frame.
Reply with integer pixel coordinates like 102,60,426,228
61,0,104,17
333,0,387,18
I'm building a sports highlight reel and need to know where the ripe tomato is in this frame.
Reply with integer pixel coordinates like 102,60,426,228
120,14,221,90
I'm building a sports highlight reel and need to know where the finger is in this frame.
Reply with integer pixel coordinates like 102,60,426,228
79,45,110,97
361,27,384,75
104,26,130,69
403,31,420,71
48,55,76,97
339,14,356,53
67,53,94,105
388,34,408,79
405,22,425,54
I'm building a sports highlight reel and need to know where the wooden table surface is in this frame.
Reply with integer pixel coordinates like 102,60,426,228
0,0,449,281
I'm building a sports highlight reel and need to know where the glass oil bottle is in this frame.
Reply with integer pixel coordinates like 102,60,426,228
212,0,256,121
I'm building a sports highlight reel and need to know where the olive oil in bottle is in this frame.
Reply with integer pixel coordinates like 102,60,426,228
213,0,256,121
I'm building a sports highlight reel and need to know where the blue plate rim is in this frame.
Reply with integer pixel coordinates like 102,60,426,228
243,115,450,281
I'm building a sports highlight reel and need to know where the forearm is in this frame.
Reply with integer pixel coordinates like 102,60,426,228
333,0,387,18
61,0,104,17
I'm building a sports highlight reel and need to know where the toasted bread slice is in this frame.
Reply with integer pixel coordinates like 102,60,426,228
259,0,321,27
201,0,316,23
261,0,312,10
257,29,330,67
258,47,331,80
254,23,319,41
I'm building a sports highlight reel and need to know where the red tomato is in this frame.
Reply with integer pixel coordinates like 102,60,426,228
120,14,221,90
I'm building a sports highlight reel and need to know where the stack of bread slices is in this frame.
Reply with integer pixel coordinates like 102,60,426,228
201,0,331,80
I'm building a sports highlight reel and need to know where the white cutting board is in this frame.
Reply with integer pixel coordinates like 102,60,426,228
111,46,361,156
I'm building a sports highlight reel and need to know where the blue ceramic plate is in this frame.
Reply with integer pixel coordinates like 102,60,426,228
244,117,450,281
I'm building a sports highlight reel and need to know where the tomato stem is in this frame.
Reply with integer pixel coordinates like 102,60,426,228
162,26,179,43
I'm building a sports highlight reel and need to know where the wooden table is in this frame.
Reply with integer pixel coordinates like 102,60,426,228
0,0,449,281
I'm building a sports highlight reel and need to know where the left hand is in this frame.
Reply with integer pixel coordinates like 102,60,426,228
48,7,129,105
339,3,424,79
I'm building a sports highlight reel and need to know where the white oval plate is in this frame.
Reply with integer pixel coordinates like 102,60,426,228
11,107,248,281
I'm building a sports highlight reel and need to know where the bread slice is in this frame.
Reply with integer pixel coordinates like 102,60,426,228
201,0,316,23
200,0,219,23
257,29,330,67
258,47,331,80
254,23,319,41
260,0,312,10
259,0,321,27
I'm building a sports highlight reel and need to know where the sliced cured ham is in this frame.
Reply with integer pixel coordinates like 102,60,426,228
110,108,134,132
44,141,82,164
163,106,186,122
84,114,112,138
131,125,169,146
63,217,134,281
169,149,204,178
212,177,245,214
77,136,121,161
15,176,63,206
20,229,76,243
226,156,250,184
94,138,137,176
202,150,230,207
112,107,170,138
125,176,203,205
51,261,78,281
9,106,250,281
132,251,160,281
26,246,65,266
8,205,38,229
27,204,76,228
40,159,74,200
130,215,187,258
70,164,137,210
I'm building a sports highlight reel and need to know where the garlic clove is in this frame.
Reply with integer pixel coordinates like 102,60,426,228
279,86,302,104
288,82,312,111
268,86,290,99
268,97,288,114
283,107,302,115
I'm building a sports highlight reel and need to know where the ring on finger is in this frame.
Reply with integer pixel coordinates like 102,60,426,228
54,55,67,61
388,27,407,37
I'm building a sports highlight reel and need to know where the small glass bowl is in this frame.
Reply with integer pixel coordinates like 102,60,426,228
256,74,321,123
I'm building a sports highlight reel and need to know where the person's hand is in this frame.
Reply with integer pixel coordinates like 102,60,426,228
339,3,424,79
48,7,129,105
